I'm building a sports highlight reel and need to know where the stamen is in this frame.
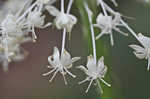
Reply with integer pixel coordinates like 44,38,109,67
85,79,94,93
64,67,76,78
49,69,59,82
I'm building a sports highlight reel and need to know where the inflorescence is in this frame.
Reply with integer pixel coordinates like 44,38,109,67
0,0,149,93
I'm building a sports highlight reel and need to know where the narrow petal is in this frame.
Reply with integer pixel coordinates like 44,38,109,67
97,56,104,67
87,55,97,72
114,27,128,36
49,69,59,83
64,67,76,78
48,47,60,66
97,56,107,77
78,77,90,84
110,32,114,46
85,79,94,93
147,57,150,70
96,79,103,94
61,69,68,85
42,68,57,76
129,44,145,53
96,31,105,40
71,57,80,63
133,51,146,59
138,33,150,48
77,65,89,75
61,49,72,68
100,78,111,87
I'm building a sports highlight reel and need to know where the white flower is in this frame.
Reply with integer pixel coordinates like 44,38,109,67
26,7,51,42
129,33,150,70
43,47,80,84
94,13,128,46
77,55,111,93
45,5,77,33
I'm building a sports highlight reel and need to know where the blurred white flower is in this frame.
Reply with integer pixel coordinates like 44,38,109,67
0,14,24,37
43,47,80,84
129,33,150,70
0,0,33,21
94,13,128,46
0,12,32,72
0,35,31,72
77,55,110,93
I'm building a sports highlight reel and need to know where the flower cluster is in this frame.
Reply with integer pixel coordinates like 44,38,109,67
0,0,53,71
0,0,149,95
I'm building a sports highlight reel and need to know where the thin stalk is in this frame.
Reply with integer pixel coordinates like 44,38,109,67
61,0,65,13
98,0,108,16
84,3,97,63
61,29,67,55
17,1,37,22
67,0,73,14
61,0,66,55
61,0,74,55
120,20,144,46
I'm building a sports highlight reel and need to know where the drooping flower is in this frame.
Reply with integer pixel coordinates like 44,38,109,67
45,5,77,33
129,33,150,70
26,7,51,42
94,13,128,46
77,55,111,93
43,47,80,84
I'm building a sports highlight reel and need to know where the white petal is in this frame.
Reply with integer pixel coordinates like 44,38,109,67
133,51,146,59
129,44,145,53
61,49,72,68
147,57,150,70
97,57,107,77
77,65,89,75
138,33,150,48
71,57,80,63
66,14,77,32
97,56,105,68
96,13,112,27
48,47,60,66
45,5,60,16
68,14,77,24
87,55,97,72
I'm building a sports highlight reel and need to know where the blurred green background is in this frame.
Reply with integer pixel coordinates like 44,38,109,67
0,0,150,99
